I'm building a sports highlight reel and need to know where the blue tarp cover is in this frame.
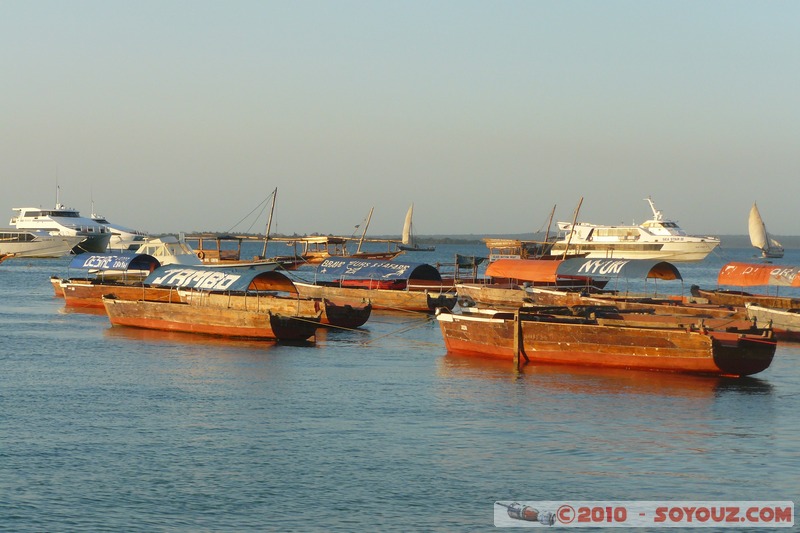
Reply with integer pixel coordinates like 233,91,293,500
69,252,160,271
556,258,682,281
316,257,442,281
143,264,286,292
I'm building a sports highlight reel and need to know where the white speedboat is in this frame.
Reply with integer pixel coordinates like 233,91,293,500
91,212,148,251
0,228,84,259
10,204,112,253
548,197,720,262
134,235,203,266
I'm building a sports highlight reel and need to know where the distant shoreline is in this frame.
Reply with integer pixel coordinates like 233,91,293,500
171,233,796,249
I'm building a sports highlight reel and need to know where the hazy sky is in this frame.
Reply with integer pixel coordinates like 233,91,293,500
2,1,798,237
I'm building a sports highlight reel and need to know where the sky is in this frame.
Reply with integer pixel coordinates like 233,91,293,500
2,1,799,237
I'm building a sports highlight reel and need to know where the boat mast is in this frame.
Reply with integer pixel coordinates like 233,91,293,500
261,187,277,258
562,197,583,260
543,204,556,244
356,207,374,254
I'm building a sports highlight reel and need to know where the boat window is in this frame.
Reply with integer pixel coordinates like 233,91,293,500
594,228,639,238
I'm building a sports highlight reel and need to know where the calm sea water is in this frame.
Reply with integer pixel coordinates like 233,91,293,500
1,243,798,532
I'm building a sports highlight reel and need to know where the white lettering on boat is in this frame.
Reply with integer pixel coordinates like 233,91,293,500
150,268,240,290
576,259,631,276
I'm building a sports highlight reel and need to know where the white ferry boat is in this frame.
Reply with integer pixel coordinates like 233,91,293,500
0,229,84,259
91,212,148,251
548,197,720,262
10,204,112,253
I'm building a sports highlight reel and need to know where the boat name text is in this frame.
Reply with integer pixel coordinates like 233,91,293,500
150,268,241,290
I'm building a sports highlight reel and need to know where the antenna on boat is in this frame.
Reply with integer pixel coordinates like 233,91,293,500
645,196,662,221
562,197,583,259
261,187,277,258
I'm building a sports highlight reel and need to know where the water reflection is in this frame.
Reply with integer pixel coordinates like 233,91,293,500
438,354,775,399
104,324,285,352
58,306,107,317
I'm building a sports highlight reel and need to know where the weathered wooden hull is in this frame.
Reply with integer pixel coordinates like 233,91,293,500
691,285,800,310
103,297,320,341
455,283,532,308
320,300,372,328
294,281,456,313
746,303,800,342
50,276,65,297
180,291,371,328
436,310,776,377
527,287,746,319
61,279,182,309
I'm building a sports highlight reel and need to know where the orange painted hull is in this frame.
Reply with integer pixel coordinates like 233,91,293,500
61,280,182,309
436,310,776,377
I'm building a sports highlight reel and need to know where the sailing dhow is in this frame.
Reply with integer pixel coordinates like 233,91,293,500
748,202,784,259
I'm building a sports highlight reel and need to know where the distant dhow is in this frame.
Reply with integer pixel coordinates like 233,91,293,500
748,202,783,259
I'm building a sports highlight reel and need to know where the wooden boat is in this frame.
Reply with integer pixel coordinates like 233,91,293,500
185,233,303,269
398,204,435,252
51,252,164,302
103,296,320,341
180,287,371,329
62,279,181,308
149,263,370,329
527,286,745,319
436,306,776,377
293,257,458,313
270,207,406,266
690,285,800,310
690,261,800,310
200,293,371,328
749,202,784,259
102,263,324,340
745,303,800,342
457,257,677,310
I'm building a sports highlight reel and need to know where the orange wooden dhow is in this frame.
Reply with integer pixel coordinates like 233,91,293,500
690,261,800,310
745,303,800,342
51,252,164,303
52,253,370,328
104,296,320,341
292,257,457,313
436,306,776,377
102,264,324,341
62,278,181,308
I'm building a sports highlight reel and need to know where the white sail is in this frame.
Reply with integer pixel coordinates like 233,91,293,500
748,202,784,258
402,204,413,245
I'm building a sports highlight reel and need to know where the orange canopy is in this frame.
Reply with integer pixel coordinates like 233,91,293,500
485,259,564,283
717,262,800,287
